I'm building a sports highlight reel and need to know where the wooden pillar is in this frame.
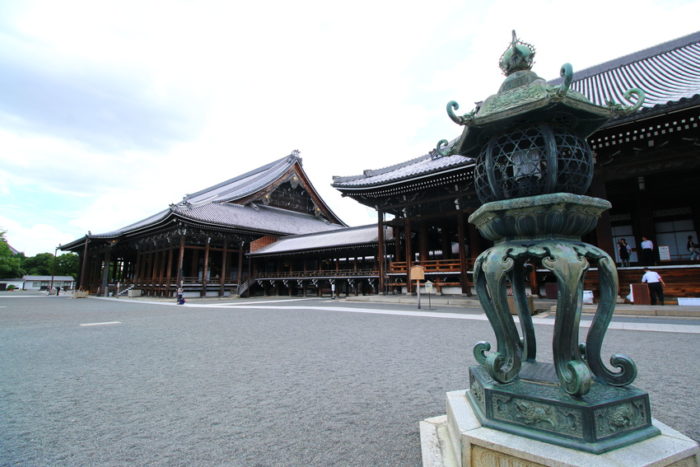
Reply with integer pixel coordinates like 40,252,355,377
159,251,166,284
219,239,228,296
591,170,614,257
159,251,167,295
457,214,470,295
165,248,173,296
101,248,111,297
419,223,429,262
202,239,210,297
175,236,185,287
134,251,141,284
141,251,148,284
529,264,540,297
151,251,159,281
404,219,413,294
377,210,385,294
78,237,90,290
140,252,147,284
237,241,245,285
111,258,119,283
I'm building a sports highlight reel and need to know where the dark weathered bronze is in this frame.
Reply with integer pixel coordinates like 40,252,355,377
438,31,657,453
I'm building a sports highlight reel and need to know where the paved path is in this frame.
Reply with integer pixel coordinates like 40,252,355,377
1,295,698,466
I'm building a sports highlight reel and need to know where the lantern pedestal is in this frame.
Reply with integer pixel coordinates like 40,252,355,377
467,364,658,453
420,391,699,467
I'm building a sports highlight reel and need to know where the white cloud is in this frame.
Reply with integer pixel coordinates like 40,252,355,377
0,0,698,256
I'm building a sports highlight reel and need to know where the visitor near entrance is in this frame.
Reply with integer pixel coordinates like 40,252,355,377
640,236,655,266
687,235,700,261
617,238,631,267
641,268,665,305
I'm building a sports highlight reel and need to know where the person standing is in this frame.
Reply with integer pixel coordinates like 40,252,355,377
641,268,665,305
687,235,700,261
640,236,654,266
617,238,631,267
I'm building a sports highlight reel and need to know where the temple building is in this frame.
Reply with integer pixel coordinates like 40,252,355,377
62,152,348,297
64,32,700,301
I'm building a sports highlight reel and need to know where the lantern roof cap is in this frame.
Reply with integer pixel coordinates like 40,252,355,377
442,32,645,157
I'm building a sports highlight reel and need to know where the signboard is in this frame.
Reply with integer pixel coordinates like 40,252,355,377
410,265,425,281
658,245,671,262
425,280,433,293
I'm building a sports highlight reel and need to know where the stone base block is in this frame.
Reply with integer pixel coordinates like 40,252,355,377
420,390,699,467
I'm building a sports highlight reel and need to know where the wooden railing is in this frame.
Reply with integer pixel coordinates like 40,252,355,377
389,259,464,273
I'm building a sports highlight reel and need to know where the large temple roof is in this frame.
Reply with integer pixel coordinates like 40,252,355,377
249,224,391,256
62,152,344,250
549,31,700,109
172,203,341,236
183,154,299,205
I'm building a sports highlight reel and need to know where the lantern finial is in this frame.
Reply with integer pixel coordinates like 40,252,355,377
499,30,535,75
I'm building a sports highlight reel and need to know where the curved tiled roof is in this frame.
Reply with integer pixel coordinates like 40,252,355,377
332,152,472,189
173,203,342,236
184,154,299,205
85,209,172,239
249,224,390,256
549,31,700,108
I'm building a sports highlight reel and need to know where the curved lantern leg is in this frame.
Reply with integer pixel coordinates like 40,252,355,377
509,250,536,362
473,246,522,383
583,245,638,386
542,243,593,397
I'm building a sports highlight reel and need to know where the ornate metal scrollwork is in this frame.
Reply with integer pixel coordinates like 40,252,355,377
580,245,637,386
446,100,476,126
473,247,522,383
434,139,451,158
558,63,573,96
472,237,640,397
606,87,646,115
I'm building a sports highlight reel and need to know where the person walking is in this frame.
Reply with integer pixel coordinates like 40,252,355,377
640,236,655,266
687,235,700,261
641,267,665,305
617,238,631,267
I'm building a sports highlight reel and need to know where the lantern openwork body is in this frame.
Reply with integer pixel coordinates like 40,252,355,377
473,124,594,203
436,31,656,454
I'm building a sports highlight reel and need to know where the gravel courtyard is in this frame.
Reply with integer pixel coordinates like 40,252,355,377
1,295,698,466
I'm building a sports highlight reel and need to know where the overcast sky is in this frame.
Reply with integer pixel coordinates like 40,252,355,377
0,0,698,255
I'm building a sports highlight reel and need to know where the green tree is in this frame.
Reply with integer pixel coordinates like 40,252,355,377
23,252,54,276
56,253,79,278
0,232,24,278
